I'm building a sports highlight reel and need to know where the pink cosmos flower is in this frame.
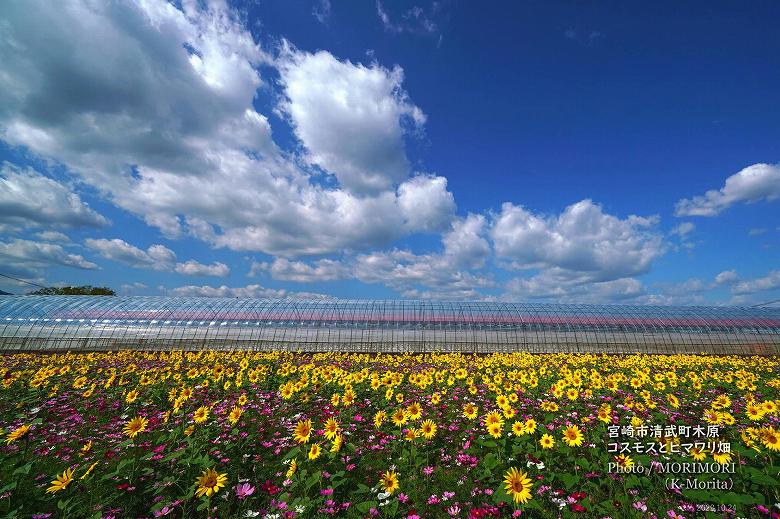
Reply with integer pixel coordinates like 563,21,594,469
235,482,255,499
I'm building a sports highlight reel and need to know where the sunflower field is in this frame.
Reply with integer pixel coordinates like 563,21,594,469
1,351,778,518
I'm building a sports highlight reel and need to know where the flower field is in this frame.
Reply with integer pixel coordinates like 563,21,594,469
1,351,779,518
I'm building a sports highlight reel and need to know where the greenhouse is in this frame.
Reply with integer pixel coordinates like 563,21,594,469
1,296,778,354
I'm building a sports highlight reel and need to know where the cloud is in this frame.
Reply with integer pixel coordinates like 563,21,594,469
748,228,767,236
0,163,108,229
167,284,334,299
85,238,229,276
353,248,494,300
0,238,98,279
256,214,492,299
251,258,350,282
564,29,604,46
675,163,780,217
397,174,456,232
670,222,696,250
491,199,665,283
174,260,230,277
312,0,331,24
376,1,441,35
120,282,148,295
714,269,738,286
0,0,454,257
670,222,695,238
85,238,176,270
731,270,780,295
441,213,491,269
277,46,425,194
34,231,70,242
351,215,493,299
505,276,645,303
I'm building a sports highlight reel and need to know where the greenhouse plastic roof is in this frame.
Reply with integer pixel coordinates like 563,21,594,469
0,296,778,354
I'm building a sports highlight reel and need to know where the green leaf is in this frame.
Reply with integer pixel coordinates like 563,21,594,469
305,471,320,490
745,468,779,486
163,450,186,462
482,453,499,471
0,481,18,493
358,501,378,513
12,462,32,476
624,475,641,489
719,492,757,506
559,473,580,490
491,485,512,505
286,447,301,460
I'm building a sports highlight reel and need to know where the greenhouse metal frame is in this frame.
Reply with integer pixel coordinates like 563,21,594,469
0,296,778,354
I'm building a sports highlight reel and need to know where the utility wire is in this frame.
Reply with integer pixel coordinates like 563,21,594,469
751,298,780,308
0,272,48,291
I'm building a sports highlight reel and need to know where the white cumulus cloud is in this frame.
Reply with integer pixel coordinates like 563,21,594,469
675,163,780,217
0,238,98,280
0,163,107,229
491,199,664,283
0,0,454,258
85,238,228,276
277,46,425,194
167,284,334,299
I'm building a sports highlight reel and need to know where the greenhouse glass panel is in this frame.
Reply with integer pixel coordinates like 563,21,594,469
0,296,778,354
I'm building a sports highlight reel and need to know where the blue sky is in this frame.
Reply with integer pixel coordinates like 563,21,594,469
0,0,778,304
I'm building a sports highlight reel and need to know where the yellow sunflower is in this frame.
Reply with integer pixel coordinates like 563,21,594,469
123,416,148,438
308,442,322,460
487,422,503,439
5,424,30,445
562,425,584,447
193,406,210,424
420,419,437,440
194,468,228,498
379,470,399,494
79,461,99,480
46,468,75,493
285,458,297,478
391,408,408,427
503,467,533,504
228,406,243,425
407,402,422,420
293,419,312,444
614,454,634,471
323,418,340,440
760,427,780,452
